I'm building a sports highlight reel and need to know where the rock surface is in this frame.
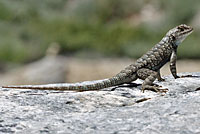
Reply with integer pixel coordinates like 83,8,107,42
0,72,200,134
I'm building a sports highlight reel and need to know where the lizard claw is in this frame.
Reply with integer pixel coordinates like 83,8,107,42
156,88,168,93
158,78,165,82
180,75,193,78
152,83,162,87
175,75,198,79
174,76,180,79
142,85,168,93
151,87,168,93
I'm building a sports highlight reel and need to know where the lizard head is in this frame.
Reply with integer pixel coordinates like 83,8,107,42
166,24,193,46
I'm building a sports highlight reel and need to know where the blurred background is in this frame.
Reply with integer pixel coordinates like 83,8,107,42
0,0,200,85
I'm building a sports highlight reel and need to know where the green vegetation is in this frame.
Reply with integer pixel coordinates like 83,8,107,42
0,0,200,63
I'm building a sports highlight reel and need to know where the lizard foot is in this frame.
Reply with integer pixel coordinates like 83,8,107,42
152,83,162,87
142,85,168,93
180,75,200,78
158,78,165,82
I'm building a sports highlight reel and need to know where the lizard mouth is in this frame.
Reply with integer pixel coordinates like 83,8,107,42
186,26,193,33
188,27,193,33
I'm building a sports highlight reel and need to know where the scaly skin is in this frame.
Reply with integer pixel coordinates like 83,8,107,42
2,24,193,92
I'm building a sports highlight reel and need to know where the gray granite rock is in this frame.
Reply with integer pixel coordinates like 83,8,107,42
0,72,200,134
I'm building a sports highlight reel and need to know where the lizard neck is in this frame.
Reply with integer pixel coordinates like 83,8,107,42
161,35,178,49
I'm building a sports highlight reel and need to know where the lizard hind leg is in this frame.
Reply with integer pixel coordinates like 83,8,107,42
137,68,168,93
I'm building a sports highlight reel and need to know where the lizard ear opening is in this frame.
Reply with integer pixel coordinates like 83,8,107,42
172,35,176,40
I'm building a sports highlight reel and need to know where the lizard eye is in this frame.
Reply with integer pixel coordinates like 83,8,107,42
178,27,184,31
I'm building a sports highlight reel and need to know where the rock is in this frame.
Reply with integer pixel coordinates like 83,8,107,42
0,72,200,134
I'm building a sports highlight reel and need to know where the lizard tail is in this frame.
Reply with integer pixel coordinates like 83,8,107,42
2,76,126,91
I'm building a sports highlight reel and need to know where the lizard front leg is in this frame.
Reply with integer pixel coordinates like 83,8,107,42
170,49,180,78
157,70,165,81
170,49,194,78
137,68,168,93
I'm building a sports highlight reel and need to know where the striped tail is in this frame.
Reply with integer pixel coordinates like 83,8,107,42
2,76,126,91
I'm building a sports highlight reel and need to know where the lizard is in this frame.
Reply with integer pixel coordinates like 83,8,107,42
2,24,193,92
